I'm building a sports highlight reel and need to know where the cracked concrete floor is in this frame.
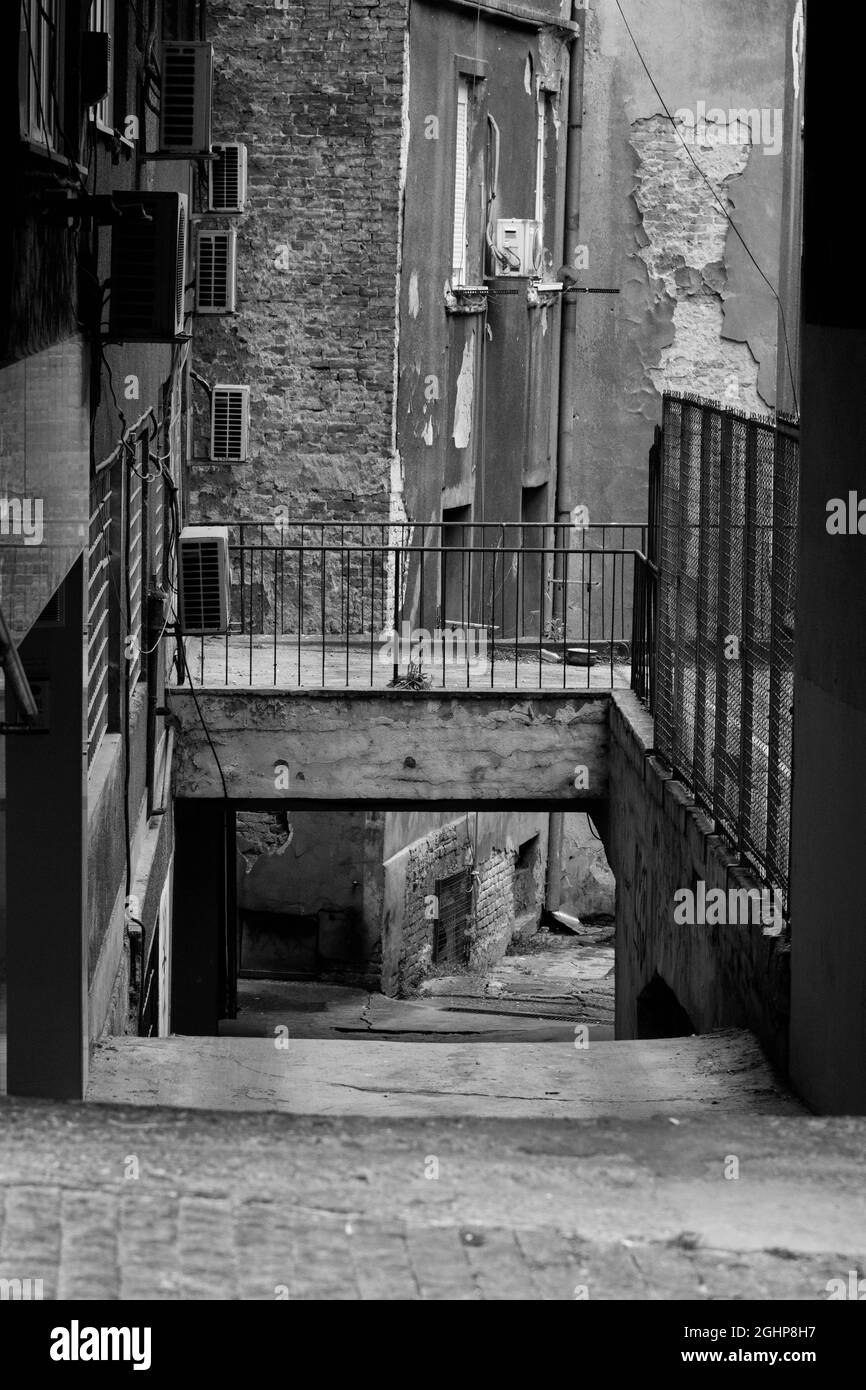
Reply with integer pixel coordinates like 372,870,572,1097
219,927,615,1043
87,1029,798,1120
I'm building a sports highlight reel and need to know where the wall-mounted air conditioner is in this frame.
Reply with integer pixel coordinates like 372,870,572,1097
107,192,187,340
210,384,250,461
178,526,230,635
196,228,237,313
159,41,213,154
208,142,248,213
494,219,543,278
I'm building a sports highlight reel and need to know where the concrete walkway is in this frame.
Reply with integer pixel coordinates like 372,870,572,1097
88,1030,800,1120
0,1098,864,1299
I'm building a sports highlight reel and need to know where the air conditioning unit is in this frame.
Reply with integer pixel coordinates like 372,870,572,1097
494,219,543,277
107,193,188,341
159,41,213,154
208,142,248,213
211,385,250,461
196,228,237,313
178,526,230,635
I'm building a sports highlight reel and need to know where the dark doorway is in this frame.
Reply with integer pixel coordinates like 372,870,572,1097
636,973,696,1039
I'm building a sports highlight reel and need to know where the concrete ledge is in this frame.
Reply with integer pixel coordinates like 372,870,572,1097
171,690,612,802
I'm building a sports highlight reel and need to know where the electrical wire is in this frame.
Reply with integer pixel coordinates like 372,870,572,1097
613,0,799,418
177,634,229,799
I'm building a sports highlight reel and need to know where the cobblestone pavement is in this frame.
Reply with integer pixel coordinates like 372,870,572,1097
1,1100,865,1300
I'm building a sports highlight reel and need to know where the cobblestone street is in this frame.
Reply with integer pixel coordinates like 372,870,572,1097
2,1074,865,1299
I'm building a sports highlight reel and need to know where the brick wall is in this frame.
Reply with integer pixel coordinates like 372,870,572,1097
391,820,544,993
191,0,408,527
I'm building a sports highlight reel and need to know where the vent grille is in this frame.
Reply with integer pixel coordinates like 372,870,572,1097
159,41,213,152
176,203,187,328
196,228,236,313
178,527,230,634
209,143,247,213
211,385,249,461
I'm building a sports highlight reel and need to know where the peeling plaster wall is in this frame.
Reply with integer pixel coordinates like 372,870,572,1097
398,0,570,533
572,0,787,524
629,115,766,414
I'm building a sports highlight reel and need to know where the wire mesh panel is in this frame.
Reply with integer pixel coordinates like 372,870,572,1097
654,400,681,756
713,412,747,843
652,392,799,901
766,425,799,892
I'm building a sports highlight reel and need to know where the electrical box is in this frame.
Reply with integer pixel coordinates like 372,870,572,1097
494,219,543,278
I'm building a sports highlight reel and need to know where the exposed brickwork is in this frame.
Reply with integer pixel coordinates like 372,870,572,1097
629,115,769,414
397,824,542,992
398,821,466,992
190,0,408,526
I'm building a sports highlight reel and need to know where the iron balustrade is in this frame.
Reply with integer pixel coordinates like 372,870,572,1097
178,521,646,692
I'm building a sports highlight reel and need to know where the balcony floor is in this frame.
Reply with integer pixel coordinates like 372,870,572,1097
178,636,632,692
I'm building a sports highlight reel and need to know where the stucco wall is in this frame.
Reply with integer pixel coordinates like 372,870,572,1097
570,0,787,525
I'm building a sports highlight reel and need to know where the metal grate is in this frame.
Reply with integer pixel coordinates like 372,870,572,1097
651,393,799,901
432,868,473,965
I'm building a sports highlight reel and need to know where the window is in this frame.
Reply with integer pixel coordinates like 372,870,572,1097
19,0,61,148
89,0,115,133
451,78,470,286
451,68,487,288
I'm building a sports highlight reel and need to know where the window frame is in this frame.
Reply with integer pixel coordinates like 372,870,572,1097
19,0,63,150
88,0,116,135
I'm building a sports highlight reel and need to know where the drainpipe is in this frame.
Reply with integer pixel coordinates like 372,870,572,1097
548,4,586,908
553,4,585,623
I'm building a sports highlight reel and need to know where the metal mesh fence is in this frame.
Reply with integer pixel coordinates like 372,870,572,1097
653,393,799,900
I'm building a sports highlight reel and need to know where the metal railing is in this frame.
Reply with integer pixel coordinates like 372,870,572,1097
180,521,646,690
639,393,799,898
87,467,113,765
